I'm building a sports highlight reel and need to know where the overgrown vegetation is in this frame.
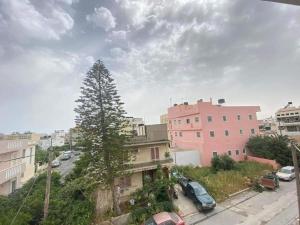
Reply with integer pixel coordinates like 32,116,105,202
176,161,272,202
128,166,176,225
0,172,94,225
246,135,299,166
211,154,236,172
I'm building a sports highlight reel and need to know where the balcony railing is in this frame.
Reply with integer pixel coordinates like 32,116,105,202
0,163,26,184
127,158,173,172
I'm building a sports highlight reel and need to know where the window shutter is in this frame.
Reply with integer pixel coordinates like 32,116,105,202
151,148,155,160
155,147,159,159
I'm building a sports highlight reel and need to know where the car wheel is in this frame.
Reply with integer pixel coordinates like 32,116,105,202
196,203,203,212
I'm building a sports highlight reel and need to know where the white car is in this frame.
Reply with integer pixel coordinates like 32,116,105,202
276,166,295,181
51,159,61,168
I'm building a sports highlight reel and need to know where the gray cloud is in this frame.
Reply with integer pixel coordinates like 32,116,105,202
86,7,116,31
0,0,300,133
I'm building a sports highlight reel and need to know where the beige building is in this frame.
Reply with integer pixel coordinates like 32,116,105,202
118,124,173,201
276,103,300,143
160,114,168,124
0,140,35,195
0,132,41,145
259,117,279,136
96,124,173,214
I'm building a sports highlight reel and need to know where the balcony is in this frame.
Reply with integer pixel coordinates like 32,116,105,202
127,158,173,173
0,163,26,185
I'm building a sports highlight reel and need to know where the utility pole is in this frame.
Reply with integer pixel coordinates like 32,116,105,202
43,137,52,221
291,141,300,225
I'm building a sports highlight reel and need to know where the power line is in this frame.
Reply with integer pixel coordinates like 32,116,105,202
9,174,38,225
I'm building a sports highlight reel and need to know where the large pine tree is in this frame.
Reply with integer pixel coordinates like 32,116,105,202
75,60,131,215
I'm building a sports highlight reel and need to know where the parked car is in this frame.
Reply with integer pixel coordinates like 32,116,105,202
143,212,185,225
74,151,81,156
276,166,295,181
51,159,61,168
61,152,71,160
181,180,216,211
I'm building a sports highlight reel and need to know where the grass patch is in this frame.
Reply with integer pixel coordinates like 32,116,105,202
176,161,272,202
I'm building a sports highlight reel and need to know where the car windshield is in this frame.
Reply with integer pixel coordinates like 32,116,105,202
145,217,157,225
280,169,292,174
194,186,207,196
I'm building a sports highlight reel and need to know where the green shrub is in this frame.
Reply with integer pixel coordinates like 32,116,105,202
211,154,236,172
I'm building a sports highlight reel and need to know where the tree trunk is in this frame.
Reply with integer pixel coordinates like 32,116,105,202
111,182,121,215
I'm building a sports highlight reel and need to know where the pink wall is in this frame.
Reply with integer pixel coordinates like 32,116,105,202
247,156,279,169
168,100,260,166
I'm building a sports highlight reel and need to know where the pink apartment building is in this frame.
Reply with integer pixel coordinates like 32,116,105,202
168,99,260,166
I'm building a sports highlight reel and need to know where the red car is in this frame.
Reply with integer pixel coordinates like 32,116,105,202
143,212,185,225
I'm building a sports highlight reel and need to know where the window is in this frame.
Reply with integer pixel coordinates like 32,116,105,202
179,132,182,137
175,132,177,137
236,150,240,155
223,116,227,122
240,129,243,135
237,115,241,120
178,120,181,124
228,150,232,156
249,115,253,120
210,131,215,137
30,148,33,164
195,117,199,122
11,180,17,193
119,177,131,189
243,148,246,154
196,132,201,138
151,147,160,160
174,120,177,125
208,116,212,122
169,120,171,124
213,152,218,157
186,119,190,124
22,149,26,158
251,129,255,135
225,130,229,136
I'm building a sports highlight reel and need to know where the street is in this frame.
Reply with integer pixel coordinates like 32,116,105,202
53,153,80,179
175,180,298,225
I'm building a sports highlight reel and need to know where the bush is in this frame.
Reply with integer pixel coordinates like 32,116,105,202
211,154,236,172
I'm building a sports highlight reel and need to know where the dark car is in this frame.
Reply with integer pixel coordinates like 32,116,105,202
181,181,216,211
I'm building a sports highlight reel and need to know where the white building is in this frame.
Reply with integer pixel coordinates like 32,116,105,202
52,130,65,147
276,102,300,143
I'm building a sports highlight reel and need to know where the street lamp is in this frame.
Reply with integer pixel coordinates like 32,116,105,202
263,0,300,5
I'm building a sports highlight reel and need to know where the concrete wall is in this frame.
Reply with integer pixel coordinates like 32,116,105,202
172,149,200,166
132,143,170,164
117,172,143,200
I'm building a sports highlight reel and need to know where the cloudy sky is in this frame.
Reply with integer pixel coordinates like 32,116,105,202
0,0,300,134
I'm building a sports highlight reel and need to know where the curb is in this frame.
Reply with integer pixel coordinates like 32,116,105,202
228,187,251,198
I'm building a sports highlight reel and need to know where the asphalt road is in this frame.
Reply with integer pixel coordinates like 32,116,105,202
176,180,298,225
53,153,80,179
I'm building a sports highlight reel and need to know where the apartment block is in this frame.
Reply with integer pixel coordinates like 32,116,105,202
0,140,35,195
276,103,300,143
168,99,260,166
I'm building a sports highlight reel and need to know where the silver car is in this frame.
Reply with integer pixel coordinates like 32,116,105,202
51,159,61,168
276,166,295,181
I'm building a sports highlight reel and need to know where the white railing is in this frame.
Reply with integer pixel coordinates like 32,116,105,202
0,163,26,184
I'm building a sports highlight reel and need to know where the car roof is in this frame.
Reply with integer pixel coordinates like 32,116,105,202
189,181,203,189
282,166,294,170
153,212,172,224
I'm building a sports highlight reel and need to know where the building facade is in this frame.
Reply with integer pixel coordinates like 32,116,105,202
0,132,41,145
0,140,35,195
167,99,260,166
118,124,173,201
276,103,300,143
258,117,278,136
